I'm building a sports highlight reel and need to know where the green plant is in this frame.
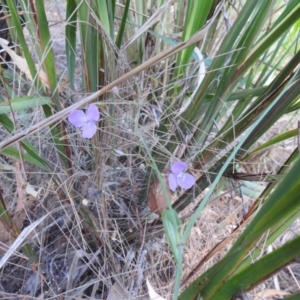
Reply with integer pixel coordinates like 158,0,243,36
0,0,299,299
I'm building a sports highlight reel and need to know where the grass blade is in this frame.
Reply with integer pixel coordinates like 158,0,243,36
66,0,78,91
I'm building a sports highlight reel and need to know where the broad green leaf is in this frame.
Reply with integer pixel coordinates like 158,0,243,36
66,0,78,91
115,0,130,48
180,157,300,299
0,114,50,171
172,0,217,96
0,96,52,114
285,293,300,300
76,0,100,93
233,2,300,84
235,209,300,276
162,208,181,264
1,147,49,170
35,1,60,107
95,0,111,35
213,235,300,299
246,129,298,159
6,1,42,90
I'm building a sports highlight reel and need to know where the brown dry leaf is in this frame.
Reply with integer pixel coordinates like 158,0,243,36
148,177,173,215
0,38,63,93
0,163,27,254
254,289,290,299
14,162,26,214
0,205,18,255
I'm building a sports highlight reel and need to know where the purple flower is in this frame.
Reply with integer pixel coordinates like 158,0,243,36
68,104,100,138
168,161,195,192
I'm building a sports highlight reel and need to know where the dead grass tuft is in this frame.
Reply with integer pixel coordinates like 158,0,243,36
0,1,299,300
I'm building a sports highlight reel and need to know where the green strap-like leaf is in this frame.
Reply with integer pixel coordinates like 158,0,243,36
1,147,49,170
0,96,52,114
35,1,60,107
66,0,78,91
246,128,298,159
285,292,300,300
213,235,300,299
180,157,300,299
6,1,42,89
115,0,130,48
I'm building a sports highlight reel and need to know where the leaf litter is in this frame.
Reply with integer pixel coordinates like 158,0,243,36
0,1,299,299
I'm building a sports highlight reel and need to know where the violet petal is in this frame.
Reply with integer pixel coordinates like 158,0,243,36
81,122,97,138
177,173,195,190
171,161,188,175
68,110,87,127
168,173,178,192
86,104,100,122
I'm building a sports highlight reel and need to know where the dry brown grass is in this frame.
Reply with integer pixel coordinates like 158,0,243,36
0,1,299,300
